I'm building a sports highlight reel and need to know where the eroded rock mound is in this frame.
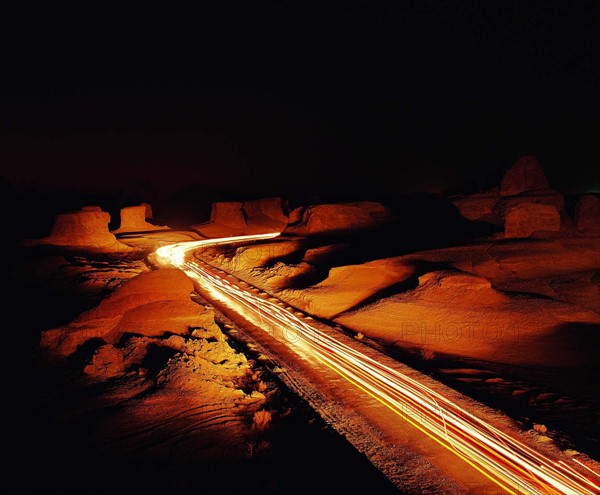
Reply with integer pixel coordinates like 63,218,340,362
504,203,561,238
451,156,563,227
286,201,392,235
193,201,247,237
281,257,415,318
288,206,306,224
195,198,288,237
212,201,247,227
243,197,288,232
113,204,166,233
415,271,507,305
83,344,125,378
500,155,550,196
39,207,130,251
41,268,222,357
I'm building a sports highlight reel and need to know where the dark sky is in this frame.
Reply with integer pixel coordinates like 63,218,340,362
2,2,599,197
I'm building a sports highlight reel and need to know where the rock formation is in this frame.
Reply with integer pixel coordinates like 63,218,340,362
504,203,561,238
288,206,306,224
38,207,130,251
281,258,415,318
41,268,222,357
499,155,550,196
285,201,393,235
194,197,288,237
243,197,288,231
141,201,153,219
212,201,247,228
451,156,564,231
113,204,166,233
574,195,600,233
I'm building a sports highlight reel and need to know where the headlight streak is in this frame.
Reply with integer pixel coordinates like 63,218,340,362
156,234,600,495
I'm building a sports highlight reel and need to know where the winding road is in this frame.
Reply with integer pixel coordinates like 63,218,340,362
156,233,600,495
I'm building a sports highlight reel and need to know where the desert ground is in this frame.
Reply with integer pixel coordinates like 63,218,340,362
9,157,600,493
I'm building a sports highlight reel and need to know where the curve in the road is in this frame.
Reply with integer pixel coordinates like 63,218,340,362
156,234,600,495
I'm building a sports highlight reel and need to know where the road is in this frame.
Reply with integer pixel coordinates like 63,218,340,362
155,233,600,495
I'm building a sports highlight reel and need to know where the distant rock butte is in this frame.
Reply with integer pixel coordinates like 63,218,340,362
113,204,166,233
574,195,600,233
194,197,288,236
494,191,564,220
212,201,247,228
38,207,130,251
504,203,561,238
285,201,393,235
244,197,289,229
451,156,565,235
500,155,550,196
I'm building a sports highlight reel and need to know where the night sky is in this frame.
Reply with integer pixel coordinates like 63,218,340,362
3,2,599,197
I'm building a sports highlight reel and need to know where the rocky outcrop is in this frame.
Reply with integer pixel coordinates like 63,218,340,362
37,207,130,251
285,201,393,235
574,195,600,233
212,201,246,228
494,191,564,220
41,268,222,357
141,202,153,219
194,197,288,237
83,344,126,378
288,206,306,224
500,155,550,196
451,156,564,228
504,203,561,238
113,204,166,233
281,258,415,318
243,197,288,231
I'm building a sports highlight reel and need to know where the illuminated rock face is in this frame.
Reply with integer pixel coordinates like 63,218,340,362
114,204,165,233
195,197,288,236
452,156,563,226
44,208,126,250
500,155,550,196
41,268,222,357
83,344,125,378
286,201,392,235
287,206,306,224
243,197,288,230
574,195,600,232
504,203,561,238
140,202,153,219
211,201,246,228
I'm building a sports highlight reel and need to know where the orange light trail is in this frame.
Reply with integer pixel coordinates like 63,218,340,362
156,234,600,495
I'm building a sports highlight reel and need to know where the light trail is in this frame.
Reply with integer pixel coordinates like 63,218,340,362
155,234,600,495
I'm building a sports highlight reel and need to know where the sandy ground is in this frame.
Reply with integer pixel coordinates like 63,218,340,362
12,232,400,495
10,227,600,493
195,234,600,458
